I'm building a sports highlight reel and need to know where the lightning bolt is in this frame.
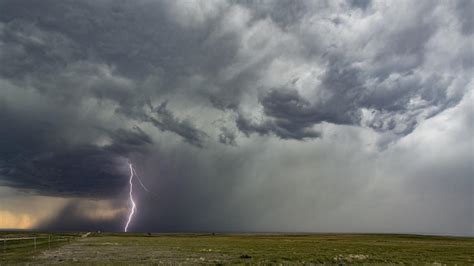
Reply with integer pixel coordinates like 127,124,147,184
124,162,137,232
132,168,149,192
124,161,154,232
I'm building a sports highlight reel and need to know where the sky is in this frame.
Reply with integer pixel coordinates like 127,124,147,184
0,0,472,235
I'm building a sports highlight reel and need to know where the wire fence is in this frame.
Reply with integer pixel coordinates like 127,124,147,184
1,235,72,261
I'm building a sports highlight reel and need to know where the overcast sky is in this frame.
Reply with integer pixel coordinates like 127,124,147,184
0,0,472,235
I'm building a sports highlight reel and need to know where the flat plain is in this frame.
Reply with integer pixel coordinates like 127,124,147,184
1,232,473,264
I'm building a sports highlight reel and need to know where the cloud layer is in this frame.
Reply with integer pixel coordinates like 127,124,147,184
0,0,472,234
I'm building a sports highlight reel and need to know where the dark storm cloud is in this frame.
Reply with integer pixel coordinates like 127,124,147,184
145,101,208,148
0,109,152,197
37,200,124,232
1,0,466,142
236,59,461,140
105,127,153,154
236,89,324,140
235,61,365,140
0,0,472,234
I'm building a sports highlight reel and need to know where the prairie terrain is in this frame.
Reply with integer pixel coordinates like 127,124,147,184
1,232,473,264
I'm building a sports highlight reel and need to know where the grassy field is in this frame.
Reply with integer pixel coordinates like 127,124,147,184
0,231,80,263
1,232,473,264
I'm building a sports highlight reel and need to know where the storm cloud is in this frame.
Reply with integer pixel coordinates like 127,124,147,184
0,0,472,235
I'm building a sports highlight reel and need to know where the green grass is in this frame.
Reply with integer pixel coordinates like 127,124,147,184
0,232,80,263
1,232,473,264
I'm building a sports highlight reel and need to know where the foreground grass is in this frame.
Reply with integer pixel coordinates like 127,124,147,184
2,232,473,264
0,232,80,264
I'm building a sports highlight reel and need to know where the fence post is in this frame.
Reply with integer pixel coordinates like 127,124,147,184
34,237,36,250
48,235,51,249
3,239,5,256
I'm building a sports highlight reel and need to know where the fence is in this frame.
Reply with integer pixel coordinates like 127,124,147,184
1,235,71,261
